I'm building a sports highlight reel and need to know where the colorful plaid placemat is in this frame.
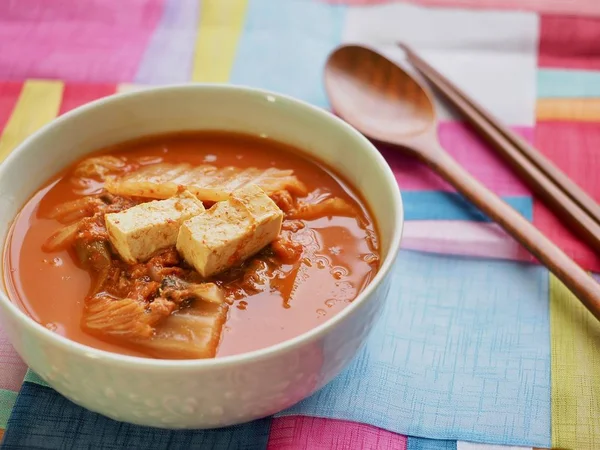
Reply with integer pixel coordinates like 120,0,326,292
0,1,599,449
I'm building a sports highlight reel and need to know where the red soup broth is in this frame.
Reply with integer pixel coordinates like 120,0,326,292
3,132,380,358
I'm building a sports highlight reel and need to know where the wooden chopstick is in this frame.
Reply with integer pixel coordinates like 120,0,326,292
399,43,600,255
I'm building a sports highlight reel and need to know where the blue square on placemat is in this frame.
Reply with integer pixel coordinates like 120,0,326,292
230,0,346,108
278,250,551,448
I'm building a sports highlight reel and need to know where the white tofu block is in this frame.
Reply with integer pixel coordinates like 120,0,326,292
106,191,205,263
177,185,283,277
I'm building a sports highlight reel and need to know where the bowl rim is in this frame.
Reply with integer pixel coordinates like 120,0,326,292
0,83,404,371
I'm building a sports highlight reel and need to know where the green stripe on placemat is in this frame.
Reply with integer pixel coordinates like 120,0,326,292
0,389,18,428
23,370,49,387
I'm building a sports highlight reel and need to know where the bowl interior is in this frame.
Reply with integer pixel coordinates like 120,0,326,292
0,84,403,358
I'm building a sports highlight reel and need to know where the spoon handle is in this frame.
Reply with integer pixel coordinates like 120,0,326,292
421,142,600,320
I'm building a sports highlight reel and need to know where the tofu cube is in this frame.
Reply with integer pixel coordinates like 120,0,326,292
177,185,283,277
106,191,205,263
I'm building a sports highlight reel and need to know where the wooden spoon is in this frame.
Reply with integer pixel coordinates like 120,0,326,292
324,44,600,321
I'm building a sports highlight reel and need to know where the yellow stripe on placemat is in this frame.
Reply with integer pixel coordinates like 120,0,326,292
537,98,600,122
550,274,600,450
192,0,248,82
0,80,63,163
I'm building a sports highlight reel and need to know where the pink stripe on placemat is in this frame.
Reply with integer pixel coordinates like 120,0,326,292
381,122,532,195
267,416,407,450
403,221,536,263
59,83,116,115
539,15,600,70
0,0,165,83
322,0,600,16
0,328,26,392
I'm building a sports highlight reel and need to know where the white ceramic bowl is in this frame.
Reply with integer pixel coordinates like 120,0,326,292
0,84,403,429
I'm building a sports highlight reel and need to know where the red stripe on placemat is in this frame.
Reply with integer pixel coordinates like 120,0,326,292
267,416,408,450
533,121,600,272
0,82,23,132
539,15,600,70
59,83,117,115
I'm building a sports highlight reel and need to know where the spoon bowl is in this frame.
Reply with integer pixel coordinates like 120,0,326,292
325,45,436,143
323,44,600,321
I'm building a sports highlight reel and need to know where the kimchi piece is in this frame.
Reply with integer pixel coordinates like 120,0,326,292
105,163,308,202
134,302,229,359
75,243,230,359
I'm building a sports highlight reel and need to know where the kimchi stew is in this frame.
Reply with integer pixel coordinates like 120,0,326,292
4,132,380,359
